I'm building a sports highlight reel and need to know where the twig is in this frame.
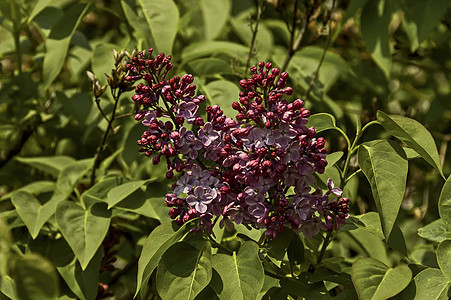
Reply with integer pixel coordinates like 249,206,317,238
0,127,34,168
317,230,332,264
244,0,264,77
281,1,313,72
304,0,337,99
90,89,122,186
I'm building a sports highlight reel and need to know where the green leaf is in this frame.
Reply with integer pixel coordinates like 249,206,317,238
279,275,329,300
56,202,111,270
187,58,233,77
27,0,56,23
360,0,393,78
1,180,55,201
15,156,75,177
418,219,451,243
439,175,451,225
137,0,179,54
107,180,146,209
156,241,212,300
307,113,337,133
56,158,93,196
377,111,444,178
0,275,18,300
287,231,304,266
81,177,123,208
14,254,59,300
135,222,191,297
0,216,12,276
11,191,65,239
326,151,344,167
203,80,240,121
437,240,451,282
402,268,451,300
211,241,264,300
182,41,249,63
200,0,230,40
401,0,450,50
91,43,117,85
358,140,408,238
351,258,412,300
43,3,90,87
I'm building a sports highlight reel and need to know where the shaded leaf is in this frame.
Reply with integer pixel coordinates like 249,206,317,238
11,191,65,239
182,41,249,63
156,241,212,300
138,0,178,54
401,0,450,50
0,216,12,276
187,58,233,77
360,0,393,78
280,275,329,300
377,111,444,178
91,43,117,85
358,140,408,238
43,3,90,87
14,254,59,300
437,240,451,282
15,156,75,177
56,158,93,196
56,202,111,270
439,175,451,225
0,180,55,201
27,0,56,23
351,258,411,300
212,241,264,300
135,221,191,296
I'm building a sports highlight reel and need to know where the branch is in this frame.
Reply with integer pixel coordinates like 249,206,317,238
244,0,265,77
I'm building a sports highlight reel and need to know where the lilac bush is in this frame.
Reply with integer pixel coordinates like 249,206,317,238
126,49,349,239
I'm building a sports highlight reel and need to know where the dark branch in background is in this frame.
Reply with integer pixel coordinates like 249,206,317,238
244,0,265,77
281,0,313,72
89,89,122,186
304,0,337,100
0,127,34,168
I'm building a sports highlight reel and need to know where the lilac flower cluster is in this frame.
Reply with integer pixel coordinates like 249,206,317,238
126,49,349,238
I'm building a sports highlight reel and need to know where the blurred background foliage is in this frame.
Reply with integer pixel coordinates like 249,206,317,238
0,0,450,298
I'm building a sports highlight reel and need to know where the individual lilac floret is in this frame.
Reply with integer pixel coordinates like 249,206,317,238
186,186,214,213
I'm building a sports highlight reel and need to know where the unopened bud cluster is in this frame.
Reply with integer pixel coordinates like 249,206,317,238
126,49,349,238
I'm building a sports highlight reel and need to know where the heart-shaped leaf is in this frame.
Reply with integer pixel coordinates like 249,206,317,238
56,202,111,270
377,111,444,178
358,140,408,238
352,258,412,300
437,240,451,282
200,0,230,40
135,221,191,297
12,191,65,239
439,175,451,225
107,180,146,209
138,0,178,54
211,241,264,300
402,268,451,299
156,241,212,300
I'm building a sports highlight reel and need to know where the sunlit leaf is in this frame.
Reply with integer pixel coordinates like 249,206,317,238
203,80,240,121
377,111,444,178
212,241,264,300
135,221,191,297
138,0,179,54
156,241,212,300
56,158,93,196
107,180,146,209
437,240,451,282
56,202,111,270
402,268,451,299
11,191,65,239
182,41,249,63
351,258,411,299
418,219,451,243
307,113,337,133
15,156,75,177
200,0,230,40
358,140,408,238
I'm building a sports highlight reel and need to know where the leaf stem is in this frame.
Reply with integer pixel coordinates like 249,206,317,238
244,0,264,77
317,230,332,264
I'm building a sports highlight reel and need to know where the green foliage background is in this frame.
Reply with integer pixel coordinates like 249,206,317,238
0,0,450,299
